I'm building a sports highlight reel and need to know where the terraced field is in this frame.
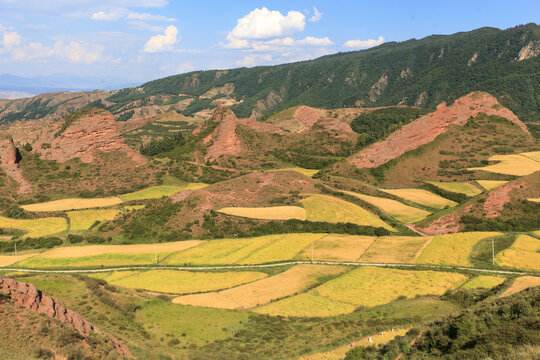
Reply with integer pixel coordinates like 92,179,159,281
380,189,457,209
120,184,207,201
469,153,540,176
268,167,319,177
218,206,306,220
0,253,37,267
495,235,540,271
164,234,325,266
461,275,505,290
15,240,204,268
21,197,123,212
296,235,375,262
426,181,483,196
476,180,508,191
92,270,268,294
500,276,540,297
301,195,395,231
416,232,501,266
343,191,431,223
67,209,121,231
0,216,67,238
173,265,348,309
255,267,467,317
359,236,432,263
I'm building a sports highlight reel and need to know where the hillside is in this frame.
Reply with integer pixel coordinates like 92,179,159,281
0,24,538,127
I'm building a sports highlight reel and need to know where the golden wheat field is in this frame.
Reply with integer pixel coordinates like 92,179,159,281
495,235,540,271
527,198,540,203
426,181,483,196
173,265,348,309
67,209,121,231
218,206,307,220
296,234,375,262
21,197,123,212
469,153,540,176
0,253,37,267
301,195,395,231
380,188,457,209
268,167,319,177
359,236,433,263
475,180,508,191
92,270,268,294
0,216,68,238
500,276,540,298
255,267,467,317
461,276,505,290
343,191,431,223
416,232,501,266
520,150,540,163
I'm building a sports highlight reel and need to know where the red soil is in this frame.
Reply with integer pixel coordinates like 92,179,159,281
484,180,526,218
0,137,32,193
205,107,243,160
348,92,529,168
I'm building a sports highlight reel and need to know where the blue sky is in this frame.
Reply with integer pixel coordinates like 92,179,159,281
0,0,538,88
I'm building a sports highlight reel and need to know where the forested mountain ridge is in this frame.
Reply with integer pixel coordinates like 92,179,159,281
0,23,538,125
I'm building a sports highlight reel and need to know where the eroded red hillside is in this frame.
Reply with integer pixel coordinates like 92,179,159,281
0,137,31,193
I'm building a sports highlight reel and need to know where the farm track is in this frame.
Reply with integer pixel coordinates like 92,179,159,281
1,260,537,276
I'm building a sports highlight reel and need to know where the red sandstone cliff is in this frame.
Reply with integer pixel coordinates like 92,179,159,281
0,277,132,357
0,137,32,193
348,92,530,169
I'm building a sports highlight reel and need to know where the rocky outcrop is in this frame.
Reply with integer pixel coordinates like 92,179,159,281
250,88,285,119
0,277,132,358
516,40,540,61
0,137,32,193
36,108,146,165
368,73,388,102
484,180,526,218
205,106,243,161
349,92,530,169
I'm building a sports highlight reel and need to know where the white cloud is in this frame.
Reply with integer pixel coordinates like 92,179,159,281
53,41,104,64
228,7,305,42
127,11,175,21
142,25,179,53
236,54,273,67
309,7,323,22
343,36,385,49
91,10,124,20
3,31,22,49
296,36,332,46
11,42,53,61
90,8,175,22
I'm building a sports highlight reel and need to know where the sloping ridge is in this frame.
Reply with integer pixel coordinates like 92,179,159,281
0,136,32,193
36,108,146,165
0,277,132,357
348,92,530,168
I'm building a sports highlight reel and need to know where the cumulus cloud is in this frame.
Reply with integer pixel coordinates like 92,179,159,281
11,42,53,61
227,7,305,43
309,7,323,22
91,10,124,20
142,25,179,53
53,41,104,63
3,31,22,49
343,36,385,49
296,36,332,46
236,54,273,67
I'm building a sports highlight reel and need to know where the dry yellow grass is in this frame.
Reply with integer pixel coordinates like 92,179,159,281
461,276,505,290
255,267,467,317
0,253,37,267
67,209,121,231
296,235,375,262
528,198,540,203
218,206,306,220
92,270,267,294
360,236,433,263
35,240,204,258
469,154,540,176
344,191,431,223
416,232,501,267
21,197,123,212
476,180,508,191
426,181,482,196
301,195,395,231
268,167,319,177
0,216,68,238
496,235,540,271
380,189,457,210
173,265,347,309
299,328,410,360
499,276,540,297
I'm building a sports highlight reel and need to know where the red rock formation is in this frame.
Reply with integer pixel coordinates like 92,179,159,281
36,109,146,165
484,180,526,218
205,106,243,161
295,106,321,130
412,212,461,235
0,277,132,358
0,137,32,193
348,92,529,168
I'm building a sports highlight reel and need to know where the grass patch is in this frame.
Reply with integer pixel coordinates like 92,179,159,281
0,216,67,238
461,275,505,290
21,197,123,212
380,189,457,210
469,234,515,268
218,206,306,220
67,209,120,231
426,181,483,197
119,185,184,201
268,167,319,177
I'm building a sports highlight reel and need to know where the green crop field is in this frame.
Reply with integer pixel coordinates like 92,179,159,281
461,275,505,290
173,265,348,309
67,209,121,231
91,270,267,294
255,266,467,317
416,232,501,267
343,191,431,223
496,235,540,271
21,197,123,212
120,185,189,201
426,181,483,196
0,216,67,238
301,195,395,231
380,189,457,209
268,167,319,177
359,236,432,263
218,206,306,220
